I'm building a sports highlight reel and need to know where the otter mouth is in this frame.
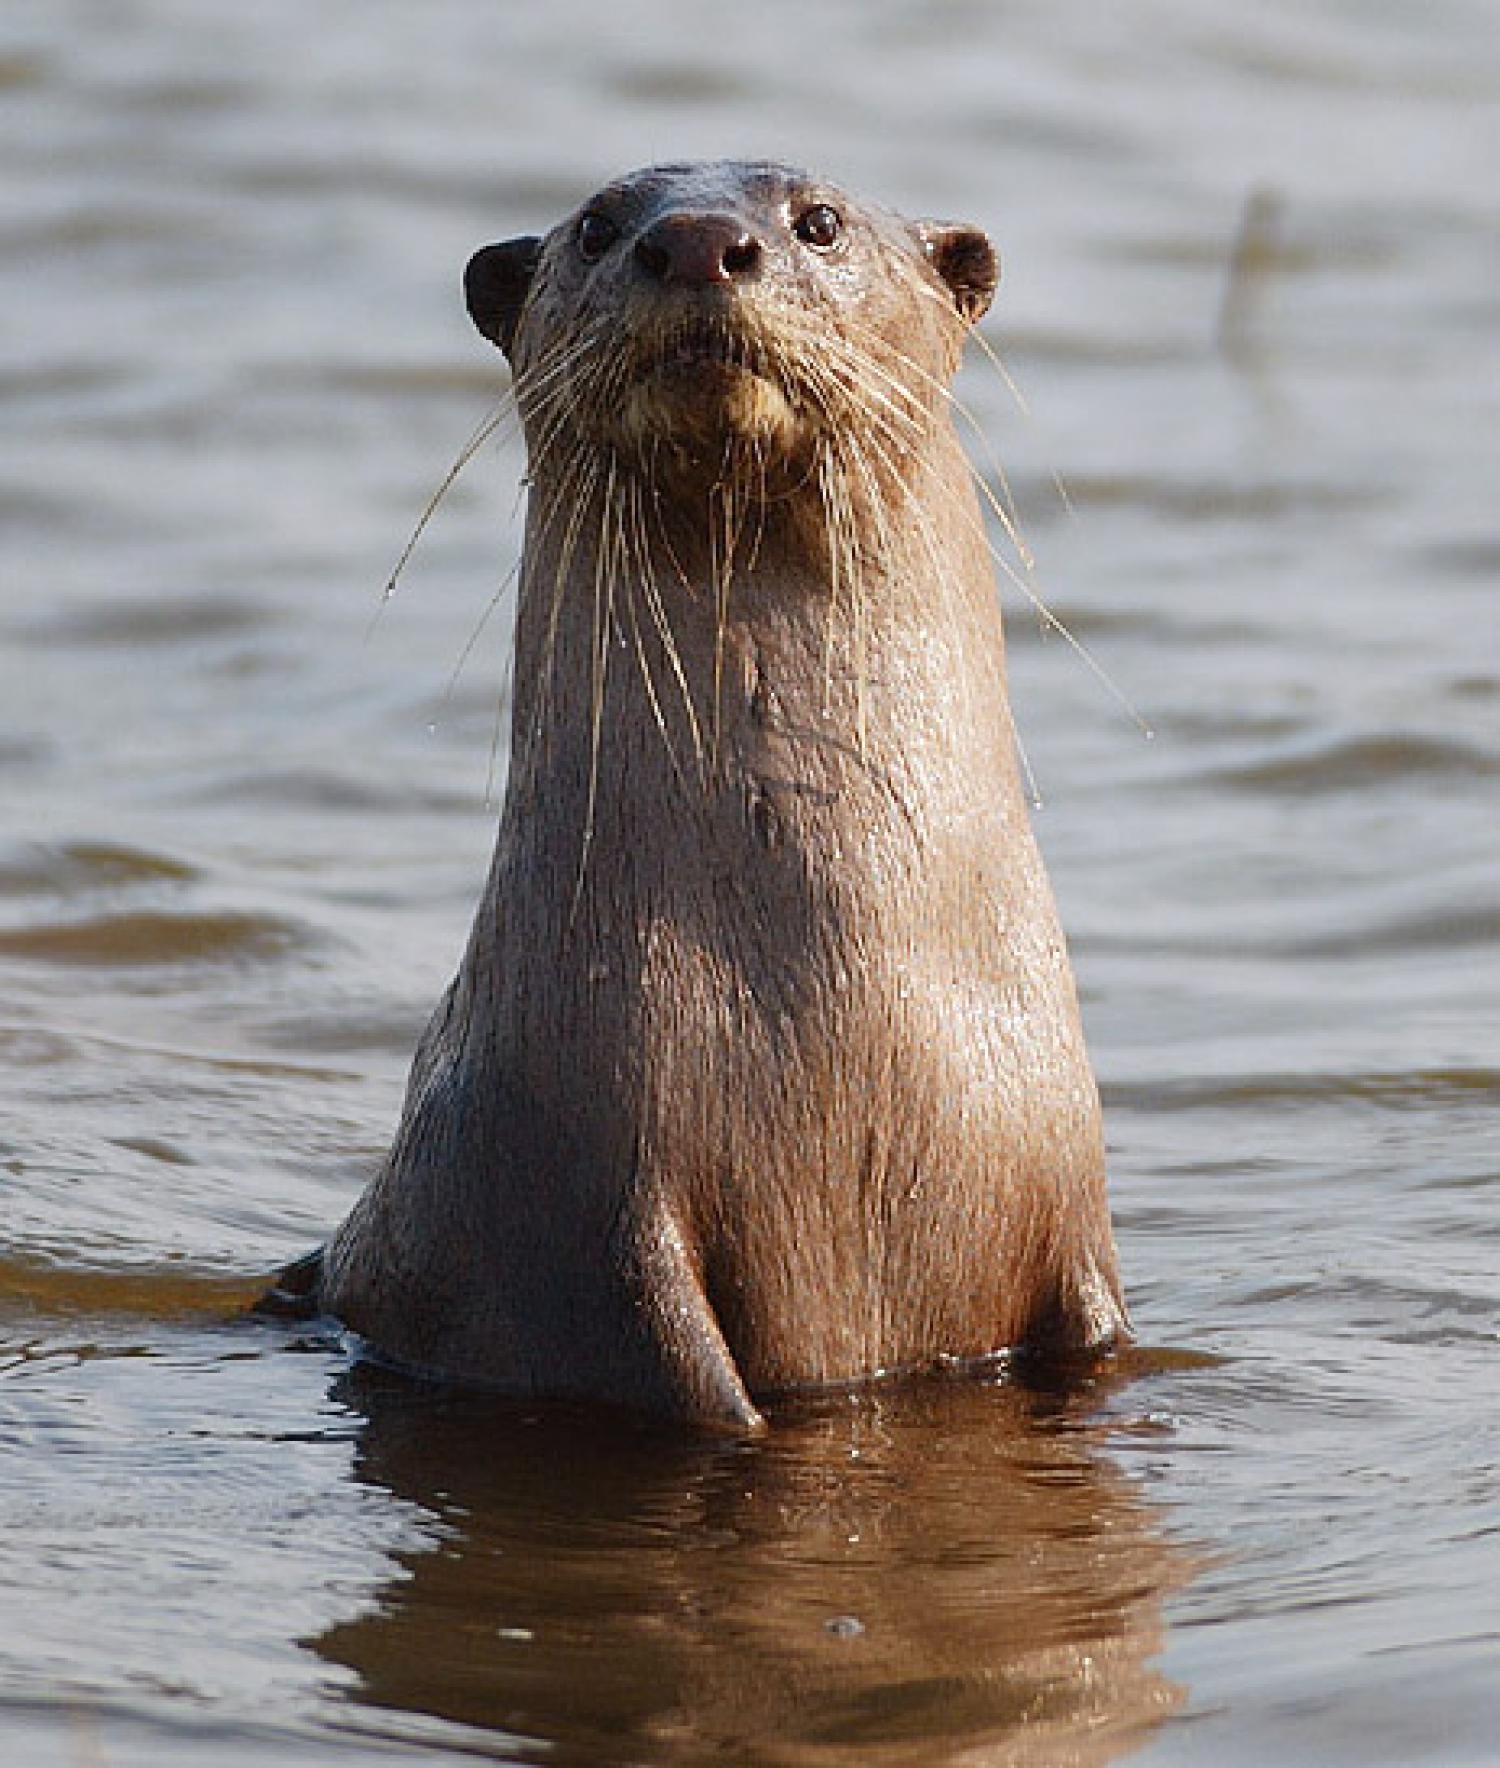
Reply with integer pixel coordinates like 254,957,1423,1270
612,314,804,459
640,319,768,385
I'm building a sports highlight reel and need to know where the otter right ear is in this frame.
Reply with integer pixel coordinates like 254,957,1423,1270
917,222,999,324
464,236,543,358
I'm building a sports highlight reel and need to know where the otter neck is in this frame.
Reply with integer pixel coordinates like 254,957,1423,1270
506,419,1003,793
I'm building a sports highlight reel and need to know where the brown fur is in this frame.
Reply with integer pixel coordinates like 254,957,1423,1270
317,161,1126,1429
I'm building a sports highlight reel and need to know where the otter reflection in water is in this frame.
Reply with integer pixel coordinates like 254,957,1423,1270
279,160,1126,1427
312,1370,1184,1762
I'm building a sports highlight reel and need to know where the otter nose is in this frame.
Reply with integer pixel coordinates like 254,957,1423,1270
634,212,763,286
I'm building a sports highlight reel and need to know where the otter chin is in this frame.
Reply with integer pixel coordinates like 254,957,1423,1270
289,159,1128,1432
624,332,800,459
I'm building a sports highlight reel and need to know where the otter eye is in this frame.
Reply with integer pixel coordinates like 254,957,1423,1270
794,204,842,250
576,212,619,262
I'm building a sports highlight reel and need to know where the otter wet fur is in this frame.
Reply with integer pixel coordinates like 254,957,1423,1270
291,160,1127,1431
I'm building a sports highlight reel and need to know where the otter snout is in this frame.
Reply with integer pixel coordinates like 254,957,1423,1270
633,212,764,288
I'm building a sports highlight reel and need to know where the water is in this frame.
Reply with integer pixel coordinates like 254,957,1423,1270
2,0,1497,1761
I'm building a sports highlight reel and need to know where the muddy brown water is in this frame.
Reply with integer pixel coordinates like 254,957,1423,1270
2,1,1497,1762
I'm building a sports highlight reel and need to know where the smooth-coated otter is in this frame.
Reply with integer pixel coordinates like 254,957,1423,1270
301,160,1126,1430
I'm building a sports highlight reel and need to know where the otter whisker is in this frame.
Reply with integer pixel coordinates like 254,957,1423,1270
619,475,697,784
621,562,682,786
519,334,618,483
532,444,603,753
808,326,932,427
369,395,516,639
781,327,931,456
645,464,698,603
965,465,1154,739
441,553,522,707
788,360,863,718
863,324,1036,564
516,316,626,449
789,328,934,486
862,262,1152,739
853,413,1035,800
707,467,735,770
838,429,908,760
629,475,707,778
853,297,1041,571
884,259,1079,539
569,453,623,921
813,437,865,732
745,429,773,579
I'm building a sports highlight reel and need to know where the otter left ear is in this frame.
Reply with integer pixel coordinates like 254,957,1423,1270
465,235,543,359
918,222,999,324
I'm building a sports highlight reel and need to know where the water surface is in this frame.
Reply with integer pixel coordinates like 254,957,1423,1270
2,1,1497,1762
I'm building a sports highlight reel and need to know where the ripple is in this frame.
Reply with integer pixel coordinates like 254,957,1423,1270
111,1135,196,1168
0,53,46,91
185,766,480,816
0,1021,360,1084
113,76,253,116
293,359,507,398
0,1255,267,1328
0,201,234,255
1060,473,1382,523
1106,1067,1498,1112
1412,535,1500,579
1283,902,1500,958
225,151,579,213
1235,1272,1496,1330
997,327,1189,367
19,595,274,648
0,735,51,774
1213,732,1497,793
606,59,753,104
1161,708,1310,742
0,841,199,900
0,360,131,402
1004,601,1260,643
0,909,303,968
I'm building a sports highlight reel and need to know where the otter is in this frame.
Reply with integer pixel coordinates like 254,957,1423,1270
296,160,1126,1430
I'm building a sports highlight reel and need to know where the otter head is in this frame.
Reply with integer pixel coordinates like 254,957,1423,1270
464,161,997,483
